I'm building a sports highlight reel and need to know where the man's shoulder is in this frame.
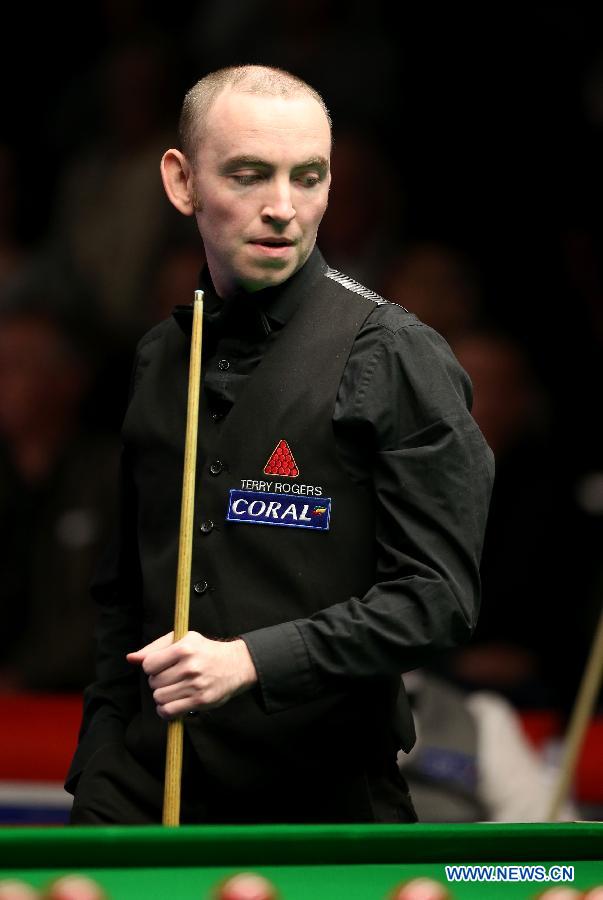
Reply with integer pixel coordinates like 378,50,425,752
323,264,470,403
128,316,184,398
320,265,423,335
135,315,182,355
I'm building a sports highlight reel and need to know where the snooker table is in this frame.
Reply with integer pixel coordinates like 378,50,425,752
0,822,602,899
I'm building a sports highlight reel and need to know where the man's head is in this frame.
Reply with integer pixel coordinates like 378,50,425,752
0,309,91,446
161,65,332,297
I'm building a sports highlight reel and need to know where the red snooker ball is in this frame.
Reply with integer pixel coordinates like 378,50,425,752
536,889,583,900
390,877,451,900
0,880,38,900
41,875,107,900
215,872,278,900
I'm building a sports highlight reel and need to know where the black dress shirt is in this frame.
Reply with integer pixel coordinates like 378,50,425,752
174,247,494,713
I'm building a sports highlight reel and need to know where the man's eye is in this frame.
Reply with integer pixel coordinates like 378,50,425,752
232,173,264,186
296,174,321,188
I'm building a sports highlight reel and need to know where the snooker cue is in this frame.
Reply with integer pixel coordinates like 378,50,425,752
547,601,603,821
163,289,204,826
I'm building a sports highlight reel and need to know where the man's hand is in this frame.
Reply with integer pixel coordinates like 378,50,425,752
126,632,258,720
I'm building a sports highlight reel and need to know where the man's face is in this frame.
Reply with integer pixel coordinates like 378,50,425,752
190,89,331,296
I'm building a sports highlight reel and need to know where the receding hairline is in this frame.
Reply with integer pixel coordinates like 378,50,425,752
178,65,332,163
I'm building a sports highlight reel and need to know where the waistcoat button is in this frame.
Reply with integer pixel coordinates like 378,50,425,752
199,520,214,534
218,359,230,371
209,460,224,475
193,580,208,594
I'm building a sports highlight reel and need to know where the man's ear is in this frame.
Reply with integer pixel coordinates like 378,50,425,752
160,149,197,216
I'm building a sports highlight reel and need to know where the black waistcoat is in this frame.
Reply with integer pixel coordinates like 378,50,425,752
123,265,407,793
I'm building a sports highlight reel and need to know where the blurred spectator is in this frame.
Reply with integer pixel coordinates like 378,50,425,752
185,0,399,123
399,671,577,822
0,263,119,691
454,330,546,458
0,144,27,287
441,330,583,709
318,131,402,284
380,242,481,341
147,239,205,327
50,38,186,340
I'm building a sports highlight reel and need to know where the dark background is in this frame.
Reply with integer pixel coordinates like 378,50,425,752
0,1,601,711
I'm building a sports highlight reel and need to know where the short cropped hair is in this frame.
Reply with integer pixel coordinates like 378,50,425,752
178,64,331,163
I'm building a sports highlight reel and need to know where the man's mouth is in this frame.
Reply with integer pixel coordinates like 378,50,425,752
248,237,296,258
249,237,295,247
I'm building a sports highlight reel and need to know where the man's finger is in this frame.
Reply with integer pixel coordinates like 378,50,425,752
157,697,210,720
138,642,186,677
126,632,175,664
148,662,189,690
153,681,195,708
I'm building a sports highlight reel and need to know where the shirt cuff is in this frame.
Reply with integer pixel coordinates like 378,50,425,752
240,621,320,713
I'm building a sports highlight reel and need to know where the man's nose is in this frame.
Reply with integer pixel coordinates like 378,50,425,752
261,180,296,224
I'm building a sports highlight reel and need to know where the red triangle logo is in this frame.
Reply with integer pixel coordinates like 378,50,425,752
263,439,299,477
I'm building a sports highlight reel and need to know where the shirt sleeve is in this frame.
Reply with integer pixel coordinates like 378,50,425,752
242,317,494,712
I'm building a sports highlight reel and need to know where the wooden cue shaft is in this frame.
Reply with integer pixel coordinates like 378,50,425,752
548,601,603,821
163,289,204,827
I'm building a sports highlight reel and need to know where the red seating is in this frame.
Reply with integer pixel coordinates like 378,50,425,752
519,709,603,804
0,695,600,805
0,693,82,782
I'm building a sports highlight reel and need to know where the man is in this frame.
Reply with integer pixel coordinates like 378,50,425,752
67,65,494,824
398,671,578,823
0,284,118,692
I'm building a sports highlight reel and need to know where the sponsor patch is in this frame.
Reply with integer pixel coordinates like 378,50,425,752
239,479,323,496
226,490,330,531
263,439,299,477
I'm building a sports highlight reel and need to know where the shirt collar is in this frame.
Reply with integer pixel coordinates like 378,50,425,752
173,246,327,335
